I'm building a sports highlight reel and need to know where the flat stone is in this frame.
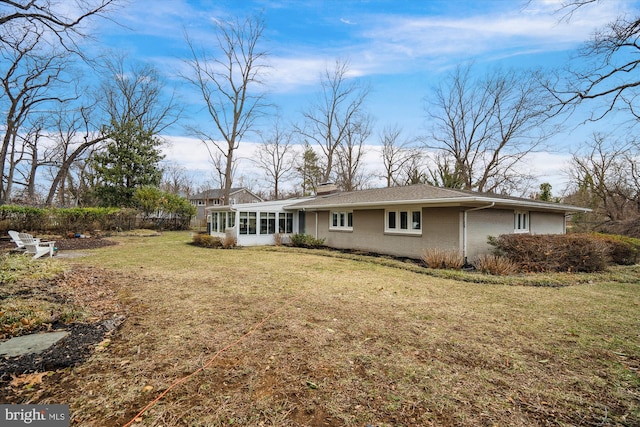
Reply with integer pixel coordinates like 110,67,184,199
0,331,69,357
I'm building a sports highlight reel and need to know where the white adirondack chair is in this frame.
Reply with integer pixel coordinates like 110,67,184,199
8,230,41,250
18,232,55,259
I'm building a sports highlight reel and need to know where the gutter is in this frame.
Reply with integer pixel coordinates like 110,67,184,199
292,196,588,213
462,202,495,263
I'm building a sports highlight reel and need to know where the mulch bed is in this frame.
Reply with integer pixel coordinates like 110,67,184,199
0,242,126,402
0,317,124,380
0,235,118,252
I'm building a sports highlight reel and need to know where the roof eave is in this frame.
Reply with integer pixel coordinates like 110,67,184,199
289,196,591,214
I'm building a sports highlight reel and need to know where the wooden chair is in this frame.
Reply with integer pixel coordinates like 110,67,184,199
18,232,55,259
8,230,40,250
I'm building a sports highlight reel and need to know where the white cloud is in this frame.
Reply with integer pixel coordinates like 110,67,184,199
162,135,573,194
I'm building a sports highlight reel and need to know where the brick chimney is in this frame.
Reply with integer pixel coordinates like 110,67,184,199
317,182,338,195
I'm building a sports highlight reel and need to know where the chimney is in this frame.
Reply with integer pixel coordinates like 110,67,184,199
317,182,338,195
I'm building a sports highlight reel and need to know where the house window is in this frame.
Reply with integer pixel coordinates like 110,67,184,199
197,200,205,206
239,212,257,235
279,212,293,233
260,212,276,234
330,210,353,231
388,211,396,229
412,210,421,230
386,208,422,234
514,211,529,233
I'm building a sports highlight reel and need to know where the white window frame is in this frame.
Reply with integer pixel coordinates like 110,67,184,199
239,211,257,235
385,207,422,235
259,212,276,235
330,210,353,231
514,210,529,233
278,212,294,234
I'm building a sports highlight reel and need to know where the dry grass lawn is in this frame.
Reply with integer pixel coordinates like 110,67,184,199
6,231,640,426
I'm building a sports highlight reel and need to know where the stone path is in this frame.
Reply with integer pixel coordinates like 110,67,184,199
0,331,70,357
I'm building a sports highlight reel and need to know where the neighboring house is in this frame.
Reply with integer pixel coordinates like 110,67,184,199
190,188,262,224
207,183,590,260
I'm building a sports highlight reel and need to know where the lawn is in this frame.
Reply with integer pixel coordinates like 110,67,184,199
2,231,639,426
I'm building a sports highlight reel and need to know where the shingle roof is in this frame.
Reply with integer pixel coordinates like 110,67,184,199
287,184,589,213
190,188,244,200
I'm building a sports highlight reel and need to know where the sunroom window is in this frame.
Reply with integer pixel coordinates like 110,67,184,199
239,212,257,235
260,212,276,234
279,212,293,233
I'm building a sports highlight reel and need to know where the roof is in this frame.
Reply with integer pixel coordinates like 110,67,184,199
207,197,314,212
190,188,259,200
286,184,590,214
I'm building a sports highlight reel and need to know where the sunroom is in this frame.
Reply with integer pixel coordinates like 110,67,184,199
206,197,313,246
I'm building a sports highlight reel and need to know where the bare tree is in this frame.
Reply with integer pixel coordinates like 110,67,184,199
42,57,178,206
296,60,370,183
566,133,639,223
335,114,371,191
160,162,193,197
545,1,640,123
0,0,118,56
100,55,180,134
44,101,106,205
183,14,268,205
401,154,428,186
0,0,119,203
379,125,420,187
254,117,297,200
426,64,552,194
0,27,73,202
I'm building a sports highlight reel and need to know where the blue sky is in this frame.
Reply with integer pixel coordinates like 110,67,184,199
87,0,638,194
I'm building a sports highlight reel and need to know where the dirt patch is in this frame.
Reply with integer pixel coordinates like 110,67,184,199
1,235,118,253
0,265,127,403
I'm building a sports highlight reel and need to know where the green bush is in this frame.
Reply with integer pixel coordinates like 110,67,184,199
289,233,325,248
489,234,611,273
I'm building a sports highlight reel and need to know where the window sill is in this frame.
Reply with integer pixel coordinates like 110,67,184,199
384,230,422,236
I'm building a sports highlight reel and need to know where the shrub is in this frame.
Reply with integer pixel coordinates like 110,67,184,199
273,233,283,246
221,233,237,249
289,233,325,248
192,233,223,248
592,233,640,265
488,234,611,273
473,254,518,276
421,248,463,269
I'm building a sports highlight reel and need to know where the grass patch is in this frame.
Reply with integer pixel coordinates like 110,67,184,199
3,231,639,426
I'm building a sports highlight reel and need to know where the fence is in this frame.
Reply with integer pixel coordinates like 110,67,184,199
0,206,191,234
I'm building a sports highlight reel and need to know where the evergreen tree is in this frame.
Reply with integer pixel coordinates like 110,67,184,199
91,120,164,207
296,142,323,196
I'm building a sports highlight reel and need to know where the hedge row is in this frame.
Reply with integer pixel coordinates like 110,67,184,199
0,205,190,233
489,233,640,273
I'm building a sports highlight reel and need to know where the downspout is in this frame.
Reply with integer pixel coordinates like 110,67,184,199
462,202,495,266
228,202,238,242
315,211,319,239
